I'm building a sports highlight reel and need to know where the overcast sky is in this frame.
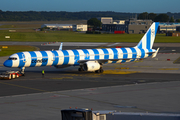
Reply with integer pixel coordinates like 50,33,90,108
0,0,179,13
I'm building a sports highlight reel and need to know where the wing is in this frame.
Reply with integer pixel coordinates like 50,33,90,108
78,58,132,64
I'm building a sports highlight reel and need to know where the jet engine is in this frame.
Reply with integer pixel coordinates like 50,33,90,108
83,61,100,71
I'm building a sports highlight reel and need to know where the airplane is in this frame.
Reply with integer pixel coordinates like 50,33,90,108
3,22,159,75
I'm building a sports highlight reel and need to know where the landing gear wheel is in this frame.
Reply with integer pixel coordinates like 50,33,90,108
78,68,83,72
99,69,104,73
95,68,104,73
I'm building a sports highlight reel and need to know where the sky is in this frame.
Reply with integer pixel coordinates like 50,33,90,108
0,0,179,13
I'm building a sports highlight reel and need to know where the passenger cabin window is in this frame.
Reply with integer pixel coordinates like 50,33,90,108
8,57,17,60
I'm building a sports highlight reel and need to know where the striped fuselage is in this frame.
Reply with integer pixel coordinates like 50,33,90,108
5,47,155,68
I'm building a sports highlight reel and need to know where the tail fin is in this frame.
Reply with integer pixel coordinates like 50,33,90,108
136,22,159,49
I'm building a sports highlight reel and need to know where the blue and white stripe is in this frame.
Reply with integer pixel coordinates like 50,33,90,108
6,47,156,68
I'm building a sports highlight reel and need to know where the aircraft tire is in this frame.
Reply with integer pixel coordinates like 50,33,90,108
78,68,83,72
100,69,104,73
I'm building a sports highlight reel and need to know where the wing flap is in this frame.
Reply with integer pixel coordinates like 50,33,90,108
78,58,131,63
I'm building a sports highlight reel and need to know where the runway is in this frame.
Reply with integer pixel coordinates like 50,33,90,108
0,42,180,120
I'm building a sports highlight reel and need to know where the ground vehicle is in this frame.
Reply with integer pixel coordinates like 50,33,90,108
0,71,22,80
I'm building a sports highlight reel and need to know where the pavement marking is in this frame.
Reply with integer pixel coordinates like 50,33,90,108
26,104,38,107
49,107,62,110
133,66,152,68
103,70,138,74
107,43,120,46
159,68,179,70
114,105,137,108
51,77,73,80
134,60,143,63
115,67,129,69
173,57,180,64
0,82,49,92
1,81,179,112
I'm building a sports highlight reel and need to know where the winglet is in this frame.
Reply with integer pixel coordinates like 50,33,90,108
59,42,63,50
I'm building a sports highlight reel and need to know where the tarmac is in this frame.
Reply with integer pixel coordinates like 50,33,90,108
0,42,180,120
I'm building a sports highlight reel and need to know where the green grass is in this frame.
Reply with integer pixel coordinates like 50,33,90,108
0,45,38,57
0,30,180,43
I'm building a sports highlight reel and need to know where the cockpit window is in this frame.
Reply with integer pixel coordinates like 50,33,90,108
8,57,17,60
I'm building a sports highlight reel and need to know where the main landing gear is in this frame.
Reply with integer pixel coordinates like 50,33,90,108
95,63,104,73
78,65,84,72
95,68,104,73
78,64,104,73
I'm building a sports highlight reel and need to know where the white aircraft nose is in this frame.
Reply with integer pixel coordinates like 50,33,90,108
3,60,13,67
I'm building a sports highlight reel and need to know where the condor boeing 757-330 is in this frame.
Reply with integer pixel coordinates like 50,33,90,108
3,22,159,75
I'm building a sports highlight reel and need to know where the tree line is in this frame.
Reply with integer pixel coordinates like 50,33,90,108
138,12,180,22
0,11,134,21
0,10,179,22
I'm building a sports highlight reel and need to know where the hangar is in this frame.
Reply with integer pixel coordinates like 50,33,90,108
41,24,72,29
159,23,180,33
72,24,87,31
128,20,153,34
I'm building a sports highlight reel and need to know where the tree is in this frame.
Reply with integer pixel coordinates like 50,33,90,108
148,13,157,21
154,14,169,22
138,12,148,19
169,17,174,22
176,19,180,22
87,18,102,30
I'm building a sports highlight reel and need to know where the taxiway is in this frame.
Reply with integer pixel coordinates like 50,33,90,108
0,42,180,120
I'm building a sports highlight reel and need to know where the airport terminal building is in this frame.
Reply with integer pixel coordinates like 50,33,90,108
101,17,153,34
128,20,153,34
101,17,180,34
41,17,180,34
41,24,72,29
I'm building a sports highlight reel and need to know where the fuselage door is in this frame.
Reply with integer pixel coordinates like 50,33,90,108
52,52,55,61
22,54,26,62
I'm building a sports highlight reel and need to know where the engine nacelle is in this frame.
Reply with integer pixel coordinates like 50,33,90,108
83,61,100,71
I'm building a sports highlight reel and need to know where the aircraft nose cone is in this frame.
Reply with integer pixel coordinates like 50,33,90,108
3,60,12,67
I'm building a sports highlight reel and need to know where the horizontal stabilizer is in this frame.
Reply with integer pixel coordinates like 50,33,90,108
152,48,159,58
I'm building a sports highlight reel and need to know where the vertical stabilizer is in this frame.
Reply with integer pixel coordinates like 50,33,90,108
136,22,159,49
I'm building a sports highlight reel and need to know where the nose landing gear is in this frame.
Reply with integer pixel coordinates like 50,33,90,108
20,67,25,76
